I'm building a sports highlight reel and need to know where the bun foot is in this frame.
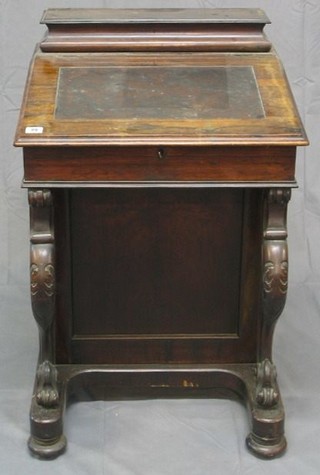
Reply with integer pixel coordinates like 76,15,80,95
246,432,287,459
28,434,67,459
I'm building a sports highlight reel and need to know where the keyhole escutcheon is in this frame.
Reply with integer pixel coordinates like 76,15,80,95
157,147,167,160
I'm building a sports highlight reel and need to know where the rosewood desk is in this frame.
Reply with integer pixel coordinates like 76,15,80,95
15,8,308,459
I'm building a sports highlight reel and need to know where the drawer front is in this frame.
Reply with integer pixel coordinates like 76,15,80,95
23,145,296,185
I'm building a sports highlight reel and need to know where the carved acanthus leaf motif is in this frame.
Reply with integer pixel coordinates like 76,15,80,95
30,263,55,297
263,260,288,295
261,189,290,359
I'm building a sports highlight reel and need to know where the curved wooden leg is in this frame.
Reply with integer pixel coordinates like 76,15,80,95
246,359,286,458
247,188,290,458
28,189,66,458
28,367,66,459
260,188,290,361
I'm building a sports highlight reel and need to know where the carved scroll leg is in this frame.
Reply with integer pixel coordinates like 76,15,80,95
28,190,66,458
28,369,67,459
247,188,291,458
246,360,286,458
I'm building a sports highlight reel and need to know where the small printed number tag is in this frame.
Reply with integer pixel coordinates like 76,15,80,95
25,126,44,134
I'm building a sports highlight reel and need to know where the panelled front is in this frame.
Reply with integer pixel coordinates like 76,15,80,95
54,187,263,365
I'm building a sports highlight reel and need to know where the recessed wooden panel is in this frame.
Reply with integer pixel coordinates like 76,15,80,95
70,188,243,338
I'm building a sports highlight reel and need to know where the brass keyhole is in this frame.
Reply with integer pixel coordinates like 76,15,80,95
157,147,166,160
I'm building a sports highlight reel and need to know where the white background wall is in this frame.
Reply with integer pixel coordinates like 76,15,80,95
0,1,319,473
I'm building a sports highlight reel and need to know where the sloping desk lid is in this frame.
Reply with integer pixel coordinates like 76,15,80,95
15,9,308,147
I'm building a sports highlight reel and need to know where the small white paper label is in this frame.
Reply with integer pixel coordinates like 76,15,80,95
25,126,44,134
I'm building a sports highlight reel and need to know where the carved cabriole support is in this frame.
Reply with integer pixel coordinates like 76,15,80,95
244,188,290,457
256,188,291,408
29,189,59,408
261,188,291,360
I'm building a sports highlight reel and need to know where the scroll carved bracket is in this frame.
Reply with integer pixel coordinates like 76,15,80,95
28,189,53,208
36,360,60,408
28,189,56,363
260,188,291,362
255,359,279,408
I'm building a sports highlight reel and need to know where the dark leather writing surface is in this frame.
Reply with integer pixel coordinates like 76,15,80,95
56,66,264,120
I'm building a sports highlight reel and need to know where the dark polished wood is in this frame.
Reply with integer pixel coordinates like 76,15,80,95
40,8,271,53
23,146,297,186
15,51,307,148
15,8,308,460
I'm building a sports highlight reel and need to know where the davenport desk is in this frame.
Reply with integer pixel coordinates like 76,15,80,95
15,9,308,459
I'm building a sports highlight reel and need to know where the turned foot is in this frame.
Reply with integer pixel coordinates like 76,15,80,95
29,393,67,460
245,359,286,459
246,432,286,459
29,361,67,459
28,434,67,459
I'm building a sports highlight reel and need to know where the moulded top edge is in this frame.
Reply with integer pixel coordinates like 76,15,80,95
14,135,309,148
40,8,271,25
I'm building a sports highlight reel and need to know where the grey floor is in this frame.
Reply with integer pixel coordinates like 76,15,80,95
1,0,320,473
